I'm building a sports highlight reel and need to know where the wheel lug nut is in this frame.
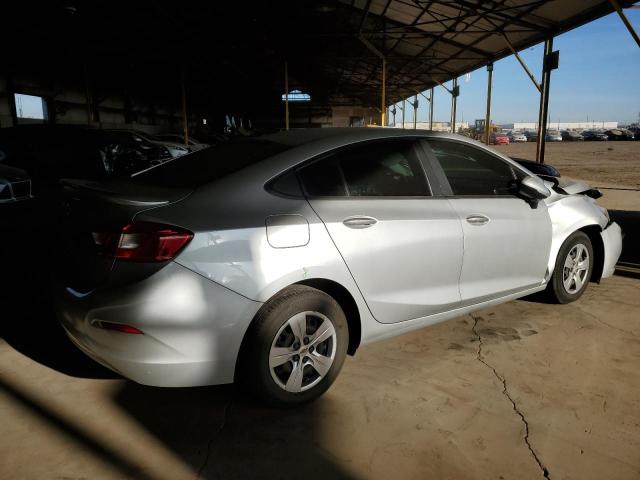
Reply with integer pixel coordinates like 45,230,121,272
292,342,300,350
309,346,314,353
303,337,310,345
292,354,300,362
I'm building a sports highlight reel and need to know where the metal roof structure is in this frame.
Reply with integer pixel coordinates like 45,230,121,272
3,1,637,115
329,0,638,104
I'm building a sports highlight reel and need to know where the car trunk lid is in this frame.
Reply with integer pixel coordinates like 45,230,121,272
57,178,191,292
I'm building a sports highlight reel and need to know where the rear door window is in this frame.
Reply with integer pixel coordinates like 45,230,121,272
298,139,430,197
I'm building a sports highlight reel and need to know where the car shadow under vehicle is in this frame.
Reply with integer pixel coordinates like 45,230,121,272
0,218,117,379
113,382,358,480
610,210,640,272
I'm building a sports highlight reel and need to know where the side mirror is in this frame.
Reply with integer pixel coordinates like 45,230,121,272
518,176,551,208
519,176,551,200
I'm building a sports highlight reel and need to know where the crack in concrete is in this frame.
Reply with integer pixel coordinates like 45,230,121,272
196,398,233,480
470,314,551,480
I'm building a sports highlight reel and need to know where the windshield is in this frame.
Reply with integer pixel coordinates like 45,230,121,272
131,139,290,188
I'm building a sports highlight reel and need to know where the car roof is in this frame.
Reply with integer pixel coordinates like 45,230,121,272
261,127,461,147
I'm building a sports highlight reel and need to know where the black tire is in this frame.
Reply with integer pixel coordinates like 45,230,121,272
546,231,594,304
237,285,349,407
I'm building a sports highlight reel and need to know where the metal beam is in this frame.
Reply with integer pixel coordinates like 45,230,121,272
536,38,554,164
83,64,92,125
180,67,189,144
501,32,541,92
609,0,640,47
429,87,434,130
450,77,458,134
284,61,289,130
358,35,387,126
402,98,405,128
5,72,18,127
381,58,386,126
413,94,418,129
422,0,545,84
358,0,372,33
435,78,453,95
485,63,493,144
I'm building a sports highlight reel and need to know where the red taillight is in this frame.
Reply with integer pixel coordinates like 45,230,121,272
92,222,193,262
93,320,144,334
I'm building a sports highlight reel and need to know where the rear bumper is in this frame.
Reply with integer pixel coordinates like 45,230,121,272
55,262,262,387
600,222,623,279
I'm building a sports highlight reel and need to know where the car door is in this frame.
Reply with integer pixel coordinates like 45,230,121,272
424,139,552,304
298,138,463,324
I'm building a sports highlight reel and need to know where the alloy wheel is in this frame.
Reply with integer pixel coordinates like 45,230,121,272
562,243,590,294
269,311,337,393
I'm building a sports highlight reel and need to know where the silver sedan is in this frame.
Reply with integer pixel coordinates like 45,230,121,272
54,128,622,406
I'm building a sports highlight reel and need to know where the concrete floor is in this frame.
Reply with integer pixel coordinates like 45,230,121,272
1,273,639,480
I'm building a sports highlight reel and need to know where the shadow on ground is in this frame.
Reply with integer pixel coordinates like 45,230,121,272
610,210,640,267
0,235,116,379
114,383,356,479
0,232,355,479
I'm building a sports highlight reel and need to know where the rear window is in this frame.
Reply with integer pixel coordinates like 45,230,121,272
131,139,290,188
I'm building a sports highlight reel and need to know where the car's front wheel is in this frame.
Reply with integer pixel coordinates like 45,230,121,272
238,285,349,406
546,231,594,304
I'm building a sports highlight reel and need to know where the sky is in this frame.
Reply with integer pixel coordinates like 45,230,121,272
394,8,640,126
14,93,46,120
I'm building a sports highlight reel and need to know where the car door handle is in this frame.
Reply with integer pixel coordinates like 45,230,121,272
342,216,378,229
466,214,490,226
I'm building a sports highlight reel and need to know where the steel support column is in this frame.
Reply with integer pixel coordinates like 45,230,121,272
402,98,405,128
381,58,386,126
358,35,387,127
83,64,92,125
5,73,18,127
180,67,189,145
485,63,493,144
429,87,434,130
284,61,290,131
413,94,418,129
450,77,458,133
536,38,554,164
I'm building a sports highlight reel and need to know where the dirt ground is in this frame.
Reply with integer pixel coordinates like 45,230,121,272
499,141,640,188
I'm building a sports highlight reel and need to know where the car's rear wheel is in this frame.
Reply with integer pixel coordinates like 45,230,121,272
546,231,593,304
238,285,349,406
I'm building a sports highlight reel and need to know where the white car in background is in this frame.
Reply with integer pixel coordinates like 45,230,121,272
546,130,563,142
508,131,528,143
156,133,210,152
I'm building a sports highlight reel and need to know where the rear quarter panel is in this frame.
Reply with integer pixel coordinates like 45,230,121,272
133,158,375,331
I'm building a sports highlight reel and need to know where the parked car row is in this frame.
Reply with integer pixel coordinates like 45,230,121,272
111,130,210,157
508,131,527,143
0,125,213,207
493,127,636,144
